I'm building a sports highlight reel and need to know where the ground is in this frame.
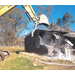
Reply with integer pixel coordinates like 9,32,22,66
0,46,75,70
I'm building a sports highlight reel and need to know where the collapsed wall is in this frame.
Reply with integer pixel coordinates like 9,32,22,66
24,29,75,60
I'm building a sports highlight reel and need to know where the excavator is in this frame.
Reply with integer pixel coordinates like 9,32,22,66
0,5,49,61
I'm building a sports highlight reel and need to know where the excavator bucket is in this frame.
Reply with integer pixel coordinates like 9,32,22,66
31,14,50,37
38,14,50,28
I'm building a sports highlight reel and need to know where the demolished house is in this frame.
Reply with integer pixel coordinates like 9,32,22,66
25,28,75,60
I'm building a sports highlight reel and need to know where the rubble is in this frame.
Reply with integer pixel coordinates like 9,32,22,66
25,29,75,61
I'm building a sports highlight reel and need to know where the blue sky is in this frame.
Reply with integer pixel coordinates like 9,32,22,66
15,5,75,36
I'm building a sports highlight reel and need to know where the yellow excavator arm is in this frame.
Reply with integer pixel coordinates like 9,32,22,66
0,5,49,26
0,5,49,37
0,5,38,24
0,5,16,16
22,5,38,24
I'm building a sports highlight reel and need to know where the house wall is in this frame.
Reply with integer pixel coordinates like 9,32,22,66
24,30,71,55
24,30,48,55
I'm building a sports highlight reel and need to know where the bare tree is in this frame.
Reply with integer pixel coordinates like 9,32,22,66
45,5,53,22
37,5,44,16
56,12,75,31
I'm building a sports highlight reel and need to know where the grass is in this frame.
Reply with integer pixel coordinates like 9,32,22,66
0,46,24,51
0,53,44,70
0,46,75,70
0,46,44,70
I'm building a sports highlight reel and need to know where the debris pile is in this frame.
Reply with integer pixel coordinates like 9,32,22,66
25,29,75,61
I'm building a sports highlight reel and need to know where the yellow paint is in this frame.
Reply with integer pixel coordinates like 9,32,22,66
0,5,16,16
0,5,37,24
23,5,37,23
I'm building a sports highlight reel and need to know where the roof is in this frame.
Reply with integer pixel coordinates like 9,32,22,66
25,29,75,39
63,32,75,38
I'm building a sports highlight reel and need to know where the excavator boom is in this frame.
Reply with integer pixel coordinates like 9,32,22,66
0,5,38,24
0,5,50,37
22,5,38,24
0,5,16,16
0,5,49,26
